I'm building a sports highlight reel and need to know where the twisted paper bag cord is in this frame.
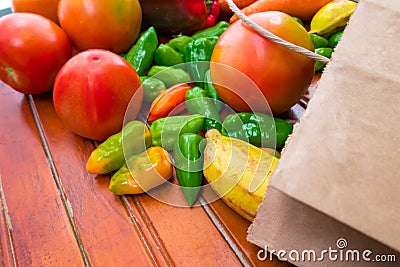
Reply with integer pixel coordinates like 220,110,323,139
226,0,331,64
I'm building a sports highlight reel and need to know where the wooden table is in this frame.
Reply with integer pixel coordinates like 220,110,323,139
0,74,319,266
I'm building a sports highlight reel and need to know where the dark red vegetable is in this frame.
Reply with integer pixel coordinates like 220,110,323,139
139,0,208,35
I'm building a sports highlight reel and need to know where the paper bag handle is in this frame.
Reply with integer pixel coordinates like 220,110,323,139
226,0,331,64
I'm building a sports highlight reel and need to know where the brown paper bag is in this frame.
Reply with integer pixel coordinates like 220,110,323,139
248,0,400,265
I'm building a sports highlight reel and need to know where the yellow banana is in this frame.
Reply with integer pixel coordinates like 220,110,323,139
310,0,357,36
203,129,279,222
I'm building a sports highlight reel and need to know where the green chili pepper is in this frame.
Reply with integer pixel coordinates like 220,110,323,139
86,120,152,174
309,33,329,49
204,69,222,111
140,76,166,103
173,133,205,206
314,47,333,72
150,114,204,151
185,87,222,132
222,112,274,148
221,112,293,148
168,35,193,54
206,36,219,47
154,44,184,67
328,31,343,48
148,65,191,87
184,37,215,62
184,37,216,87
274,118,293,148
126,26,158,75
192,21,230,39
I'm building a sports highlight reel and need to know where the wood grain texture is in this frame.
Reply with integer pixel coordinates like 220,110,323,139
130,192,244,266
0,176,16,267
207,200,291,267
32,92,165,266
0,83,85,267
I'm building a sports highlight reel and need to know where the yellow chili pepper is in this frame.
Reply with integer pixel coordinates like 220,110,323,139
86,120,152,174
109,146,173,195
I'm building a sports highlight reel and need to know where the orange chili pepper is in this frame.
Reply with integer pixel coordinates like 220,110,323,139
109,146,173,195
147,83,193,122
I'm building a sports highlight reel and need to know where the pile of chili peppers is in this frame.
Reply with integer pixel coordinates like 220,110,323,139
86,11,294,207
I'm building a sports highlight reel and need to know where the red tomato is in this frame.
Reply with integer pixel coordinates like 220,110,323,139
0,13,72,95
58,0,142,53
53,49,143,141
210,11,315,115
12,0,60,24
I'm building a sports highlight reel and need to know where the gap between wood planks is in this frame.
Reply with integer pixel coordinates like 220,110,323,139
0,174,18,267
120,195,172,267
26,95,91,267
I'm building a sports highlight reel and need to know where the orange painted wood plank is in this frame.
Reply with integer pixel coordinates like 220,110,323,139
0,180,16,267
130,191,243,266
207,200,290,267
32,92,167,266
0,82,85,266
119,195,176,266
